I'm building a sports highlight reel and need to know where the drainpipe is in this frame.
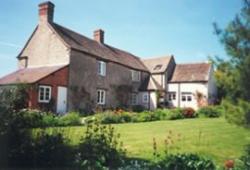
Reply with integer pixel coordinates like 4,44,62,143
178,83,181,107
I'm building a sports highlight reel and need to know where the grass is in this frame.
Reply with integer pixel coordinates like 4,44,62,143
38,118,250,165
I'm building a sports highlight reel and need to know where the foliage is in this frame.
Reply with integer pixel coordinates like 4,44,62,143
134,111,160,122
239,144,250,169
182,107,197,118
197,106,222,118
167,108,185,120
57,112,81,126
88,108,197,124
213,0,250,102
157,153,216,170
0,108,73,169
75,121,126,169
131,105,145,112
5,130,73,168
0,84,30,112
222,99,250,126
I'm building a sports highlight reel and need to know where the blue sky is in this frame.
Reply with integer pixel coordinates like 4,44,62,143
0,0,242,77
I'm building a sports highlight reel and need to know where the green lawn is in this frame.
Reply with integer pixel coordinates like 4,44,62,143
42,118,250,165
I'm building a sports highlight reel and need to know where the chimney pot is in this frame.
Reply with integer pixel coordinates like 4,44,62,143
94,29,104,44
38,1,55,24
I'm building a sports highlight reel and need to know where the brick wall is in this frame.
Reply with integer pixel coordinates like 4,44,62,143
28,66,68,111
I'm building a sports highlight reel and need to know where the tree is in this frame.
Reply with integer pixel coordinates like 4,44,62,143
213,0,250,102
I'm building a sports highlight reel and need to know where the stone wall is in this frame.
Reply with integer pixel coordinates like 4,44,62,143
68,49,149,112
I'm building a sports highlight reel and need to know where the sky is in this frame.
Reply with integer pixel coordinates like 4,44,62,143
0,0,243,77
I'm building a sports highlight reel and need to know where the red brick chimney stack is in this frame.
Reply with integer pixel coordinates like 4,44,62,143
94,29,105,44
38,1,55,24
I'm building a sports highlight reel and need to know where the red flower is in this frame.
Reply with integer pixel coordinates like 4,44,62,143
224,159,234,169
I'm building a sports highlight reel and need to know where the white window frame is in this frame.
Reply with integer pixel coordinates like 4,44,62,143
168,92,176,101
131,93,138,105
181,92,192,102
131,70,141,82
97,89,106,105
38,85,52,103
142,93,149,103
98,61,106,76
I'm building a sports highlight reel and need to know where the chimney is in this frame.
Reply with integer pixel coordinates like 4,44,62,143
38,1,55,24
94,29,104,44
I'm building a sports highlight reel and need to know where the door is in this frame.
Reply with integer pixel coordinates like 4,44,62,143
57,86,67,114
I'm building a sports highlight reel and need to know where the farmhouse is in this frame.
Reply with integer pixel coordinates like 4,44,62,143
0,1,217,113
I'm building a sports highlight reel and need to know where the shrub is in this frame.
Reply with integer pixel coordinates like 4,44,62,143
58,112,81,126
153,109,170,120
197,106,222,118
97,111,120,124
75,121,126,169
182,107,197,118
222,99,250,126
4,130,73,169
42,113,59,127
9,109,44,128
168,108,184,120
131,105,145,112
239,144,250,170
133,111,160,122
157,153,216,170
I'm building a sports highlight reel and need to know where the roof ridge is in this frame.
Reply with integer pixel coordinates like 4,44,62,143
55,23,142,60
51,23,148,71
177,62,211,66
142,55,173,61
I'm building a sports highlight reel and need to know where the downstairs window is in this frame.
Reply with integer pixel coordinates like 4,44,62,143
38,85,51,103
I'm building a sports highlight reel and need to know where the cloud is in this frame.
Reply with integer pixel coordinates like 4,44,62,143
0,41,21,48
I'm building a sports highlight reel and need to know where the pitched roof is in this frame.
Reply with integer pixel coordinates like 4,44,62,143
50,23,148,72
0,65,67,85
140,76,163,91
142,56,173,74
169,63,211,83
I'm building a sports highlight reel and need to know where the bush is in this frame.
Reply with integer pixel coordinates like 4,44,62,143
182,107,197,118
157,153,216,170
167,108,184,120
75,121,126,169
57,112,81,126
131,105,145,112
133,111,160,122
239,144,250,170
197,106,222,118
222,99,250,126
42,113,59,127
9,109,44,128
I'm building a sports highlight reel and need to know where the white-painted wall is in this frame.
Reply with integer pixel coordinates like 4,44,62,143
149,92,157,110
138,91,157,110
168,82,208,110
167,67,217,110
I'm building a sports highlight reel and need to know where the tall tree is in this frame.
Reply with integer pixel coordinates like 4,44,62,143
213,0,250,101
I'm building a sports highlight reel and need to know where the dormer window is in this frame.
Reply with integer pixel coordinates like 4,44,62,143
98,61,106,76
131,70,141,82
154,64,162,70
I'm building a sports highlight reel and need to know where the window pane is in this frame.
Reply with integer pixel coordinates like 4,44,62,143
182,96,186,101
97,91,100,103
187,96,192,101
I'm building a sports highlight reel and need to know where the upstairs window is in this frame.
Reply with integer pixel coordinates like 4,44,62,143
131,70,141,82
97,89,106,105
168,92,176,101
181,92,192,102
38,85,51,103
98,61,106,76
